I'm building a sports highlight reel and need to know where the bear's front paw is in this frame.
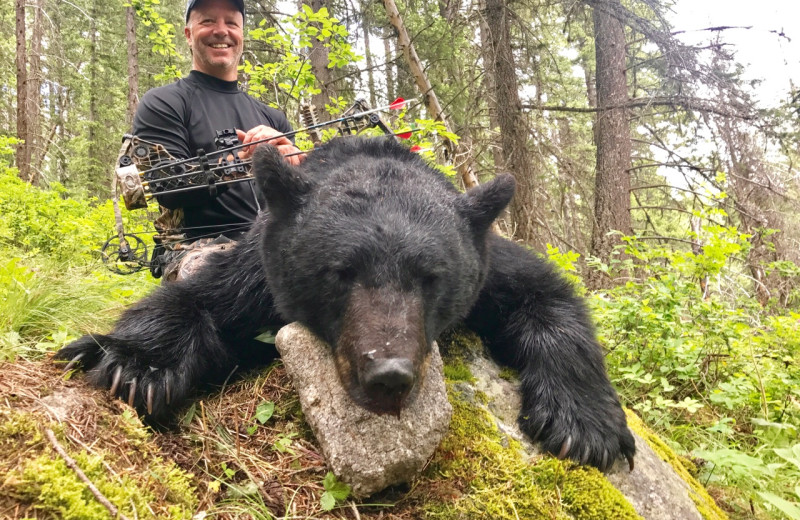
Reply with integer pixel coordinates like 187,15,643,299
54,335,190,423
519,391,635,472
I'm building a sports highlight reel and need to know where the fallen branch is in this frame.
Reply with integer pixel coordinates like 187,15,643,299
44,428,131,520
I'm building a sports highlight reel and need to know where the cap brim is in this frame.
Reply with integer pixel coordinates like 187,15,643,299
185,0,245,22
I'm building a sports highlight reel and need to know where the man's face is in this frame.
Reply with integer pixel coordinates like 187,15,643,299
184,0,244,81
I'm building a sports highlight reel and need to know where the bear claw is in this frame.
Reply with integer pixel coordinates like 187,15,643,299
62,353,84,373
558,436,572,459
127,378,137,407
146,384,154,415
109,366,123,396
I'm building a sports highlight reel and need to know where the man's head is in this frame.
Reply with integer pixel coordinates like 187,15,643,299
184,0,245,81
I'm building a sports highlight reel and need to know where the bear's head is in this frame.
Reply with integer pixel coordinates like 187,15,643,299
253,138,514,416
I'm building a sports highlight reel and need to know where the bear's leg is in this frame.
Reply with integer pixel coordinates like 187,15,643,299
54,235,284,423
465,235,635,471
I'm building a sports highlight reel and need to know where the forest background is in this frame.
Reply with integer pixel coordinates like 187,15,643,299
3,0,800,517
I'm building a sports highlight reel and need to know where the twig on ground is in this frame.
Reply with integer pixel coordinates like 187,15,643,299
44,428,131,520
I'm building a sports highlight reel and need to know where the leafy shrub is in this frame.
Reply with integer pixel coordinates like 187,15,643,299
0,141,156,360
587,231,800,517
0,167,151,265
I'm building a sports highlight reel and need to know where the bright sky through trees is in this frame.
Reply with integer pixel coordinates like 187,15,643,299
670,0,800,106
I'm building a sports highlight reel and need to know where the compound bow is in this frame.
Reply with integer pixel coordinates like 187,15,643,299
102,98,412,275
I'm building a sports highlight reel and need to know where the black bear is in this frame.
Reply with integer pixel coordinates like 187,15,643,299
56,137,635,471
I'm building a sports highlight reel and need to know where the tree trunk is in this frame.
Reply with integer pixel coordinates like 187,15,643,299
362,11,377,108
126,4,139,126
87,2,102,184
382,0,478,189
478,1,503,174
306,0,336,120
26,0,43,184
481,0,543,246
383,29,395,103
587,0,632,288
15,0,29,181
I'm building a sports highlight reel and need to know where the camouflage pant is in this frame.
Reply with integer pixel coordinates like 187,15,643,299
159,235,238,283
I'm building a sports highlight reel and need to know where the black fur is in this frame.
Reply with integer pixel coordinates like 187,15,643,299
55,136,635,471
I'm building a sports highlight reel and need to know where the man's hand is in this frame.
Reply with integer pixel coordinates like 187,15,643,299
236,126,305,166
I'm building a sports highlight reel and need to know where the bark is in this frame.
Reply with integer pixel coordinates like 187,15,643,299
15,0,29,181
27,0,43,184
383,29,395,102
477,0,503,173
587,0,632,288
126,4,140,126
382,0,478,189
306,0,336,120
481,0,542,245
362,12,377,108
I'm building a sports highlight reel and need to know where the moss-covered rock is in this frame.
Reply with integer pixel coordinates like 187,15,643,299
414,388,641,519
623,410,728,520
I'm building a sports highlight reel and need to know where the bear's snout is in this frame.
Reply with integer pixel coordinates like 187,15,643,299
363,357,416,396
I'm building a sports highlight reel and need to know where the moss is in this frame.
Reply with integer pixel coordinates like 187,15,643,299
16,451,155,519
442,358,475,382
417,384,642,519
437,326,485,359
498,367,518,381
532,458,643,519
0,409,41,451
1,410,197,519
624,410,728,520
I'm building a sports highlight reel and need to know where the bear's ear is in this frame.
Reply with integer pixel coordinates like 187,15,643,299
457,173,516,233
252,145,314,219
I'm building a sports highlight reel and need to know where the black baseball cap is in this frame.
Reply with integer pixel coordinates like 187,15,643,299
185,0,245,23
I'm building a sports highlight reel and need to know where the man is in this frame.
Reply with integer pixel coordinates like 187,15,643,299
131,0,304,280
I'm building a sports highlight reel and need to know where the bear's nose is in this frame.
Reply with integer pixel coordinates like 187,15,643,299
364,358,415,396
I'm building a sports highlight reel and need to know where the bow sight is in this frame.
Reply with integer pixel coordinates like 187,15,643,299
102,98,409,275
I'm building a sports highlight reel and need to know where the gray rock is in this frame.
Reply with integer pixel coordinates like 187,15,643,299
274,323,452,498
464,355,708,520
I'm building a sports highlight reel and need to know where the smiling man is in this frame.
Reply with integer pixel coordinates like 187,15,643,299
131,0,304,281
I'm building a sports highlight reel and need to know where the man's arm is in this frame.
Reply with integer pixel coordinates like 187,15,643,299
132,89,192,160
132,90,217,209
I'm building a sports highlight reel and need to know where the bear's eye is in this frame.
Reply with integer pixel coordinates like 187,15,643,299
421,274,439,288
335,266,357,283
412,267,440,288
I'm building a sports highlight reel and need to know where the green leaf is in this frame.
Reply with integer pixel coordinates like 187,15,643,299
320,491,336,511
182,403,197,426
774,444,800,471
758,492,800,519
254,401,275,424
319,472,350,511
323,471,350,500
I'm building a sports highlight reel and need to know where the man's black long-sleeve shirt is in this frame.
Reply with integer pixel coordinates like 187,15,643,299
132,70,293,239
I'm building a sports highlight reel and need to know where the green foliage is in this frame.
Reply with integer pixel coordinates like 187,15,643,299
319,471,350,511
587,232,800,516
0,166,150,264
0,135,19,166
246,6,361,109
129,0,183,81
0,155,156,360
546,243,585,291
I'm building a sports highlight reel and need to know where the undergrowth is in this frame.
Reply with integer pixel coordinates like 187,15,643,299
550,228,800,519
